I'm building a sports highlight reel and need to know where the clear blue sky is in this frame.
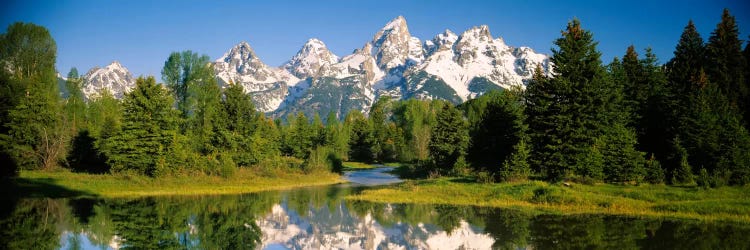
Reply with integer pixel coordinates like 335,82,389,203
2,0,748,79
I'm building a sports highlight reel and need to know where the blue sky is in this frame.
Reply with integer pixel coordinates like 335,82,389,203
2,0,748,79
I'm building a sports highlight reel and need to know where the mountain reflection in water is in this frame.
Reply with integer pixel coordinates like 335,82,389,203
1,170,748,249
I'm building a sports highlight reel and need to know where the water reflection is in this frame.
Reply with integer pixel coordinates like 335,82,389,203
343,167,403,186
1,185,749,249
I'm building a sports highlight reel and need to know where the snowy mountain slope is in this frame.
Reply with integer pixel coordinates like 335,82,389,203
213,41,301,112
81,61,136,100
77,16,549,117
282,38,339,79
211,16,550,117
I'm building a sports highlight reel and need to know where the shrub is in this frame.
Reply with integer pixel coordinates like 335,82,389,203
302,146,342,174
476,171,494,184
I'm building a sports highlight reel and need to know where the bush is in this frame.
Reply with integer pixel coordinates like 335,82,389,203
218,154,236,178
697,168,710,189
302,146,341,174
643,154,665,184
531,186,574,204
450,155,470,176
476,171,494,184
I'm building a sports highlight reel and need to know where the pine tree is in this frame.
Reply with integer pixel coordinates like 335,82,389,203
428,103,469,174
104,76,180,176
345,110,373,162
662,21,707,179
670,137,693,185
466,90,529,180
706,9,746,114
526,65,565,177
221,82,257,165
637,48,672,163
528,19,642,181
667,20,706,95
247,114,280,165
325,111,350,160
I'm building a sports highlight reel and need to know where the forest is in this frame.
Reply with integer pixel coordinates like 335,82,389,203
1,9,749,189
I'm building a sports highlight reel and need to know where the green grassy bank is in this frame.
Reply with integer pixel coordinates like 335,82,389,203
4,167,344,198
346,177,750,223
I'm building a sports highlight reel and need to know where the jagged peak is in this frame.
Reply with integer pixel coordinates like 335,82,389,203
434,29,458,44
459,25,493,41
217,41,260,62
104,61,127,71
297,38,335,57
381,16,407,32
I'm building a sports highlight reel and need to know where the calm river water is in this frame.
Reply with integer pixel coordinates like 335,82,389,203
1,167,748,249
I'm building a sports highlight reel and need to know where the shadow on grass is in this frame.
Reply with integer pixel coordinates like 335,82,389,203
0,177,96,200
0,176,97,225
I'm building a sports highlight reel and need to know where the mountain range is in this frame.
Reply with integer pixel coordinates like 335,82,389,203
74,16,550,119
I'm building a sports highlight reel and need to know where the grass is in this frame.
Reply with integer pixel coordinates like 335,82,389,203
346,177,750,223
342,161,377,170
6,167,344,198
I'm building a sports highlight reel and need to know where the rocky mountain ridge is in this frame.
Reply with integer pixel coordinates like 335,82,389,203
75,16,551,118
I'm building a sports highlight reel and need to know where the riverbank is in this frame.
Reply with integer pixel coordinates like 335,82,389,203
346,177,750,223
4,167,344,198
342,162,401,170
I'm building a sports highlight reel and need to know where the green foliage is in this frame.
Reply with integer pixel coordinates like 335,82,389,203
465,90,529,181
103,76,180,177
325,111,350,161
392,99,439,163
528,19,643,182
345,110,373,162
302,146,343,174
0,22,63,172
706,9,747,117
643,154,665,184
282,112,316,158
670,138,693,185
368,96,402,162
161,50,213,118
428,103,469,174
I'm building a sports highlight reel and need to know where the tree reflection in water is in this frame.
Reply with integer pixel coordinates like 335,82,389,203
1,185,748,249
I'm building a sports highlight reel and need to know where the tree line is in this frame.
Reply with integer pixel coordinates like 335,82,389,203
1,9,749,186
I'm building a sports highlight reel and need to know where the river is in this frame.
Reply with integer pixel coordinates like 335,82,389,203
1,167,747,249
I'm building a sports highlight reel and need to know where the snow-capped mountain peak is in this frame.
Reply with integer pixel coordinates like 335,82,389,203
82,61,135,100
214,41,300,113
282,38,339,79
425,29,459,55
370,16,418,69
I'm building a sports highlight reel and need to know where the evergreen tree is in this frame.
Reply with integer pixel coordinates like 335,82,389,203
345,110,373,162
466,90,529,181
103,76,180,176
247,114,281,165
220,82,257,165
528,19,642,181
706,9,746,115
428,103,469,174
325,111,350,160
637,48,672,163
368,96,390,161
667,20,706,95
670,137,693,185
